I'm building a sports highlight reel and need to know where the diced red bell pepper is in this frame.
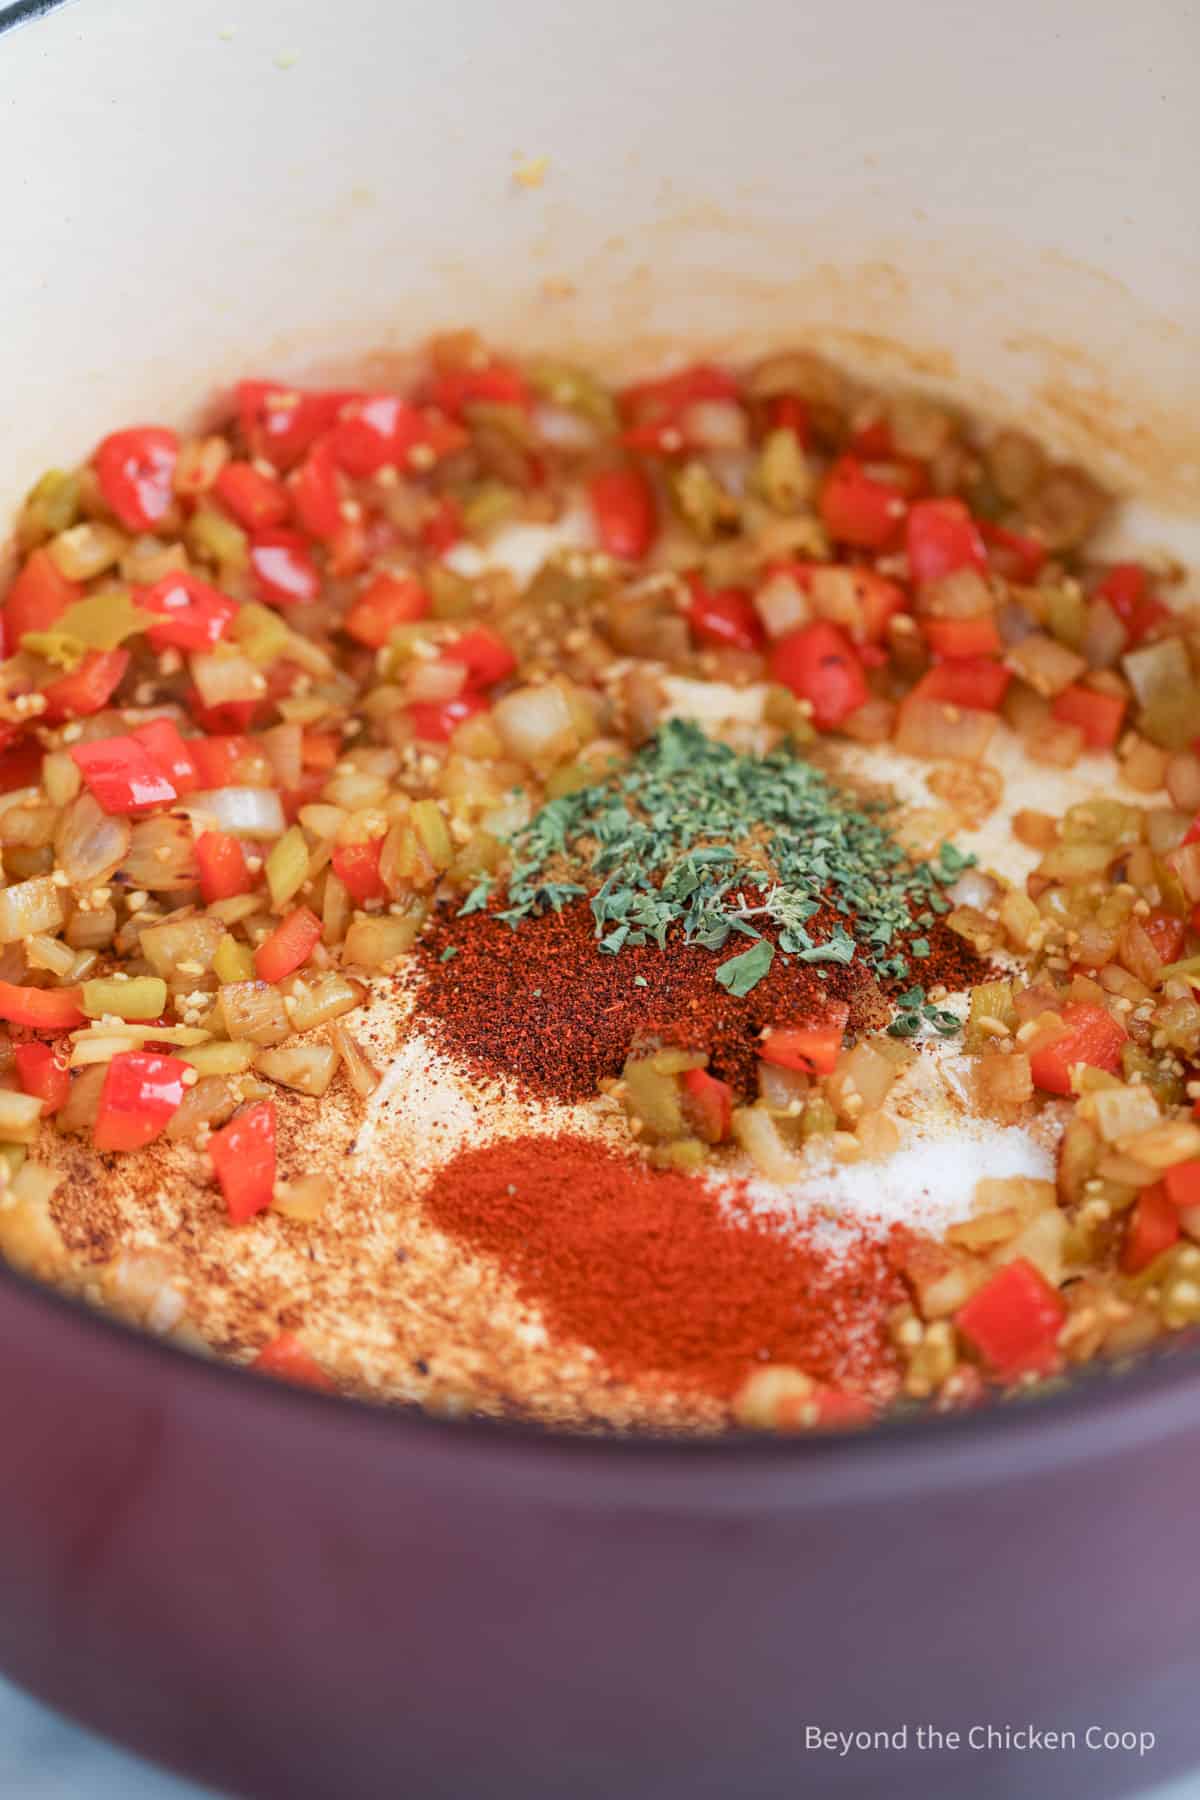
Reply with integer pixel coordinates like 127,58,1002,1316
1029,1002,1126,1096
1164,1161,1200,1211
13,1041,70,1116
809,1386,876,1429
251,1331,334,1392
818,456,906,550
980,520,1046,583
254,905,322,983
301,731,340,771
1143,910,1186,966
139,571,238,652
330,395,415,477
331,837,387,903
130,718,200,796
94,427,178,532
849,417,894,458
70,734,178,814
237,382,350,470
685,576,764,652
40,648,129,721
442,626,516,690
768,621,869,730
5,547,81,643
620,419,690,456
187,695,263,736
248,529,320,606
0,982,84,1031
189,733,259,788
194,830,252,903
408,694,489,742
680,1067,734,1144
93,1051,189,1153
922,614,1003,660
427,361,531,420
587,467,657,561
1096,563,1170,648
325,515,369,580
1051,683,1127,750
759,1003,850,1076
914,657,1011,712
210,1099,277,1224
853,571,909,644
343,573,430,648
0,739,41,793
331,394,467,477
619,363,738,425
288,436,344,540
906,497,987,586
214,460,291,531
1121,1183,1179,1274
954,1258,1066,1381
422,494,463,556
280,771,328,823
765,395,810,441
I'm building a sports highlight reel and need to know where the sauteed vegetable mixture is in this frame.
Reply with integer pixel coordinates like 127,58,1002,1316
0,333,1197,1428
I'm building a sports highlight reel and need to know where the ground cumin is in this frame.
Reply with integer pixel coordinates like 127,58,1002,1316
421,1132,905,1403
413,896,984,1103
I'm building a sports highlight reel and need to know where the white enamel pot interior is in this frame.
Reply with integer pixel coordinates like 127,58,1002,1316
0,0,1197,551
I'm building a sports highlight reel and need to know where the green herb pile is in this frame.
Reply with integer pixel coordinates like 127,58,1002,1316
460,720,972,1017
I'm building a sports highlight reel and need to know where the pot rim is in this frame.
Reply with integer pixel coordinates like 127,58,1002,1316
8,1253,1200,1507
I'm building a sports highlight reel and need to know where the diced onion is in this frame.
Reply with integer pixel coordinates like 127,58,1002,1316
679,400,748,452
533,405,600,451
919,569,992,618
732,1104,804,1182
0,875,64,944
492,683,577,765
1124,637,1190,709
190,652,266,708
54,791,131,889
166,1076,237,1140
1006,633,1087,698
283,970,363,1032
1082,597,1127,670
343,912,425,968
272,1173,334,1220
260,723,303,792
122,815,199,891
895,697,996,763
331,1023,381,1097
754,572,810,639
139,915,225,976
218,980,290,1046
186,787,287,839
1167,841,1200,902
949,869,998,911
256,1043,339,1096
1166,751,1200,813
406,659,467,705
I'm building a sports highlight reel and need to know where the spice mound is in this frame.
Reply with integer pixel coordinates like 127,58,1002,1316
422,1133,905,1405
414,722,985,1101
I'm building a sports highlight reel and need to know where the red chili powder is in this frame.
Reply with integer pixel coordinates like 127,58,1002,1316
414,896,983,1103
421,1132,905,1403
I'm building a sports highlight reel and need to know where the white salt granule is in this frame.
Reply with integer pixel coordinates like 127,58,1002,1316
733,1118,1055,1244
